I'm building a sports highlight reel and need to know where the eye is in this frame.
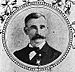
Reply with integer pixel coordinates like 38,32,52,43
40,25,45,29
30,25,37,29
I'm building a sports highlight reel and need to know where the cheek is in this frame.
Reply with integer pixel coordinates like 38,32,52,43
41,29,48,35
29,29,36,36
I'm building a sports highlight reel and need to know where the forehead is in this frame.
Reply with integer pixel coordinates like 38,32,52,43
27,17,47,27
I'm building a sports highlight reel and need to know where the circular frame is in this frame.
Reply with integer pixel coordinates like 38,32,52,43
2,1,73,71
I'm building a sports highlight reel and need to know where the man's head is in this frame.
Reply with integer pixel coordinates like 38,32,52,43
24,13,48,46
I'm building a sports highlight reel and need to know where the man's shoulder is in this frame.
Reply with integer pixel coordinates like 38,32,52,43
50,47,61,56
13,44,29,56
49,47,61,57
46,43,61,57
13,44,30,63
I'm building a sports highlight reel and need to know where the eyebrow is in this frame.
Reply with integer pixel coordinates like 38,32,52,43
30,25,37,29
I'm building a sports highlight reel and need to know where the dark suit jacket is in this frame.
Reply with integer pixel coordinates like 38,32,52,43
13,42,61,66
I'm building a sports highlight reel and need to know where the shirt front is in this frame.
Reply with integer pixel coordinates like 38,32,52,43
29,41,46,62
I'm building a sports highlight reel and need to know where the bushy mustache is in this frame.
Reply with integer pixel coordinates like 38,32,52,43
31,34,46,40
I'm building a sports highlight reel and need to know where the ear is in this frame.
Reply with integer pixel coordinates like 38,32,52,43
24,27,28,35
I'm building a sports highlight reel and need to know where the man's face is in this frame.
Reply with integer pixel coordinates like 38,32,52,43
25,16,48,43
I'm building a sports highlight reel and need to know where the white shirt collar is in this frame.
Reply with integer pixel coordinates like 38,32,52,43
29,41,46,50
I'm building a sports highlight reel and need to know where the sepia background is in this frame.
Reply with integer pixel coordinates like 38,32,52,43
0,0,75,72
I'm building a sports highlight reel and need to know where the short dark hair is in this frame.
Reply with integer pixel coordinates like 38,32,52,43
25,13,46,27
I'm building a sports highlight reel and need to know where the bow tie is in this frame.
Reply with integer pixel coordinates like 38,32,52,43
30,47,40,53
30,47,46,55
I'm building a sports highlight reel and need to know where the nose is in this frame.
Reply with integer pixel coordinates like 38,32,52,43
36,28,41,35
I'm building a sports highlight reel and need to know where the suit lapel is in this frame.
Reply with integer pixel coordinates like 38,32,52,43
40,42,53,56
39,42,54,65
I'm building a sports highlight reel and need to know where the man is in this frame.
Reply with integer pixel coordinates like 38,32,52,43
13,13,61,66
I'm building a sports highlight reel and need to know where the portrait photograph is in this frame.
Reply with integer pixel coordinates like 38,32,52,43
1,0,75,72
5,7,70,67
